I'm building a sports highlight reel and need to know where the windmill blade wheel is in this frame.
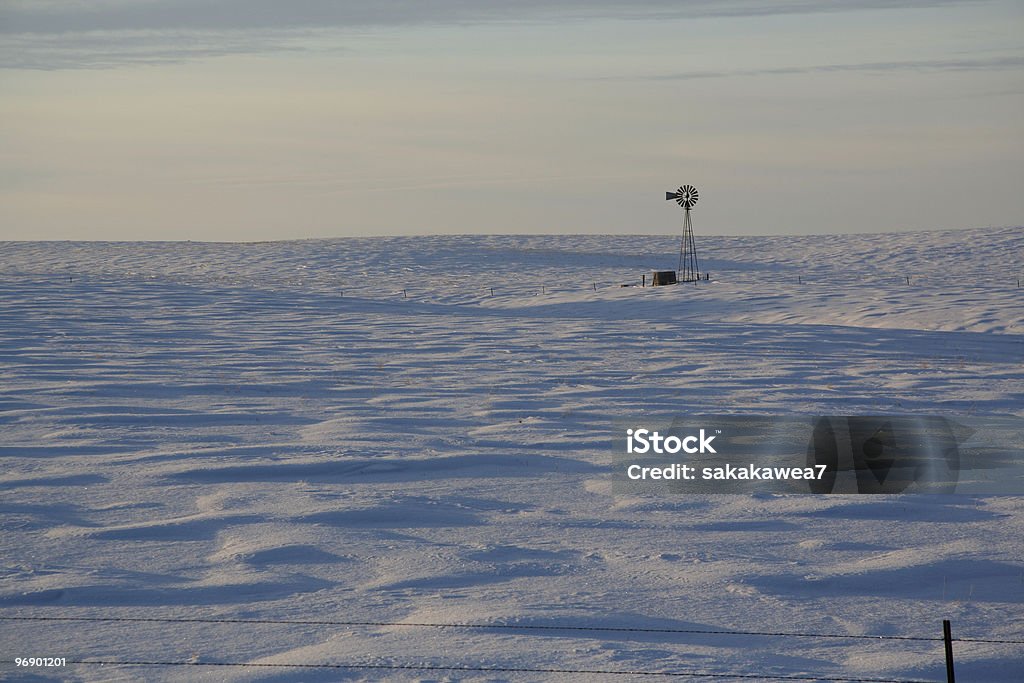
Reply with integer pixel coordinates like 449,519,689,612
675,184,698,209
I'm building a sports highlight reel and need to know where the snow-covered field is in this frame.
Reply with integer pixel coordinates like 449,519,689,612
1,228,1022,681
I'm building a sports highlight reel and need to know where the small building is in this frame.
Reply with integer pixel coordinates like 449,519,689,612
651,270,677,286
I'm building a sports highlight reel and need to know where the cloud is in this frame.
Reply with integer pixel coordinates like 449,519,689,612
633,55,1024,81
0,1,980,35
0,1,984,70
1,29,312,70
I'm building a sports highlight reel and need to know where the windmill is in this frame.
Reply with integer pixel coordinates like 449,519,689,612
665,184,700,282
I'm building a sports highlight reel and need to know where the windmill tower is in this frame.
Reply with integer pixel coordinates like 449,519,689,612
665,184,700,282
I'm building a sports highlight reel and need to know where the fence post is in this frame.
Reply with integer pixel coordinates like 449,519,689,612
943,619,955,683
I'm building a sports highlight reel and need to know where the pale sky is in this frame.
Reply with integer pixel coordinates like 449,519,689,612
1,0,1022,240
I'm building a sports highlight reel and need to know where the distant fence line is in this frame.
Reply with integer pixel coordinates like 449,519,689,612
0,270,1021,300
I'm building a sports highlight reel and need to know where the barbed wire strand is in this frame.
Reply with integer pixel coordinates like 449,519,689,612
1,615,1020,644
1,659,943,682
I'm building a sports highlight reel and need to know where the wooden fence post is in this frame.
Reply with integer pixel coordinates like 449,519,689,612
943,619,955,683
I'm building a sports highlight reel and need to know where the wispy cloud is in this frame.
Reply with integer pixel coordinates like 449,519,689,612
0,1,978,34
632,55,1024,81
0,0,982,69
1,30,312,70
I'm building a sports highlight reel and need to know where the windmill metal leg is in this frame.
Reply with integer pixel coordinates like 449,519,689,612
686,209,699,282
690,215,699,281
677,220,686,278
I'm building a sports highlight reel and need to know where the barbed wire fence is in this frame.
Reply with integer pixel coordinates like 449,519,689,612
2,267,1023,300
2,614,1020,680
